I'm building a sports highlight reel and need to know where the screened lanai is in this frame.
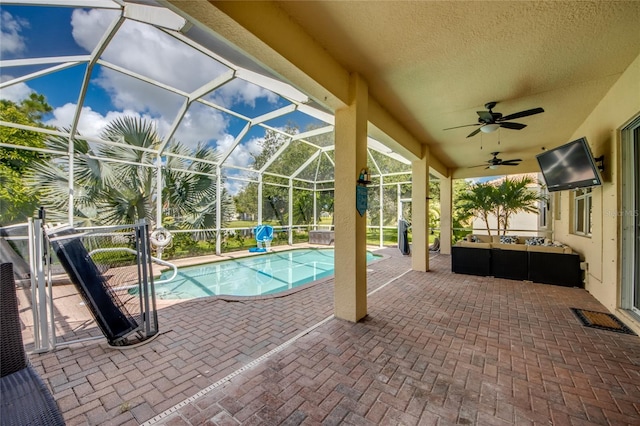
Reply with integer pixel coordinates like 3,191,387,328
0,0,422,256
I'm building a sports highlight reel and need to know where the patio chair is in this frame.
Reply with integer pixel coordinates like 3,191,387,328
429,237,440,252
0,262,66,426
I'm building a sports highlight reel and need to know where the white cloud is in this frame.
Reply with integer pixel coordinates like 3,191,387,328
0,76,33,103
172,104,229,148
94,68,185,119
69,8,283,138
0,11,28,58
215,134,265,169
45,103,171,140
70,8,117,53
224,178,248,196
209,79,280,109
2,5,284,175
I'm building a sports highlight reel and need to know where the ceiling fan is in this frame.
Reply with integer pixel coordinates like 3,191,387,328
471,152,522,170
444,101,544,138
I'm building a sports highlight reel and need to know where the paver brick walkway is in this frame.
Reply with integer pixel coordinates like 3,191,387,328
17,248,640,425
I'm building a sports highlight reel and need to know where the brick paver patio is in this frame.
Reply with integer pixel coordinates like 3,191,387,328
17,248,640,425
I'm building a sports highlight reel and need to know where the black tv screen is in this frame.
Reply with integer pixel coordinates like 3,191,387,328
536,137,602,192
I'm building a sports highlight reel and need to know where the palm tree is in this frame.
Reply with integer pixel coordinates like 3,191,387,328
495,176,546,235
455,182,498,237
29,116,234,232
455,176,546,237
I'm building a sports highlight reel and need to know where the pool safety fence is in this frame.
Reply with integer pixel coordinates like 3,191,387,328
26,219,165,351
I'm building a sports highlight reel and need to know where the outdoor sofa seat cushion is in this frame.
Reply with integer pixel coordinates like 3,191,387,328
1,262,65,426
526,244,572,254
492,242,528,251
464,234,493,243
1,366,66,426
458,234,573,254
457,241,492,249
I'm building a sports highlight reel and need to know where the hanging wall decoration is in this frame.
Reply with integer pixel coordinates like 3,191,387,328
356,167,370,216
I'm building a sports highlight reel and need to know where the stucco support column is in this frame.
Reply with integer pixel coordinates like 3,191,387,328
439,176,452,255
334,73,368,322
412,151,430,272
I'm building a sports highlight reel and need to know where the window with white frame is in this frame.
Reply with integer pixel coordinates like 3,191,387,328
573,188,593,236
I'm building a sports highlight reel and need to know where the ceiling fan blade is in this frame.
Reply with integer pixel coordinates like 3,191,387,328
468,163,489,168
466,128,482,138
499,122,526,130
501,159,522,165
499,107,544,121
443,123,480,130
477,111,494,122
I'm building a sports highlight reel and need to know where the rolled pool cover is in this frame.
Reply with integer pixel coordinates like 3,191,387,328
49,232,138,345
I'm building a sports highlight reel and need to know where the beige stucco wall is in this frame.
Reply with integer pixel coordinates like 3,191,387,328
552,52,640,331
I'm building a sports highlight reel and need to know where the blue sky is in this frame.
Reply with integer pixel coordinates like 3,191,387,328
0,2,327,185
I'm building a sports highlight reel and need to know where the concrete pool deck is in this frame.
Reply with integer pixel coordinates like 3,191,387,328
15,246,640,425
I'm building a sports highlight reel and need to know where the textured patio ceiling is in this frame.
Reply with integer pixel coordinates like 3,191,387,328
188,0,640,178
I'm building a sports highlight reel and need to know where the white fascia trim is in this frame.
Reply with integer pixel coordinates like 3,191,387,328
189,70,235,101
291,125,334,141
164,151,219,168
368,137,411,165
220,164,259,175
323,151,336,167
158,99,189,155
123,3,187,31
97,59,190,98
0,55,90,68
368,150,382,175
257,123,325,153
251,104,297,126
297,103,334,125
69,14,124,137
236,67,308,104
196,97,251,122
218,123,250,166
0,121,157,155
4,0,121,8
259,138,293,173
0,142,65,157
0,61,82,90
163,29,237,72
290,149,322,180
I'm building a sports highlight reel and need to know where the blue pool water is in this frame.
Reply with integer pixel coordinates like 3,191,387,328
155,249,380,299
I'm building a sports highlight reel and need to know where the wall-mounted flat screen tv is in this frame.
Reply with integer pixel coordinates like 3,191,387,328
536,137,602,192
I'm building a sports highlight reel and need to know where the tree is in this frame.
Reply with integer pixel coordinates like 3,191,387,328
494,176,546,235
455,181,499,237
0,97,52,225
233,123,321,226
454,175,546,237
28,116,234,232
451,179,474,241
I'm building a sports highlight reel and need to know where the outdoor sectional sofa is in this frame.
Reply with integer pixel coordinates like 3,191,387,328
451,234,583,287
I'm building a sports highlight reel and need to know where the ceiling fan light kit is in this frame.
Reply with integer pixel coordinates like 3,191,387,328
481,123,500,133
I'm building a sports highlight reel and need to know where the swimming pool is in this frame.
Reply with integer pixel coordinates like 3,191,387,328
154,248,380,299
